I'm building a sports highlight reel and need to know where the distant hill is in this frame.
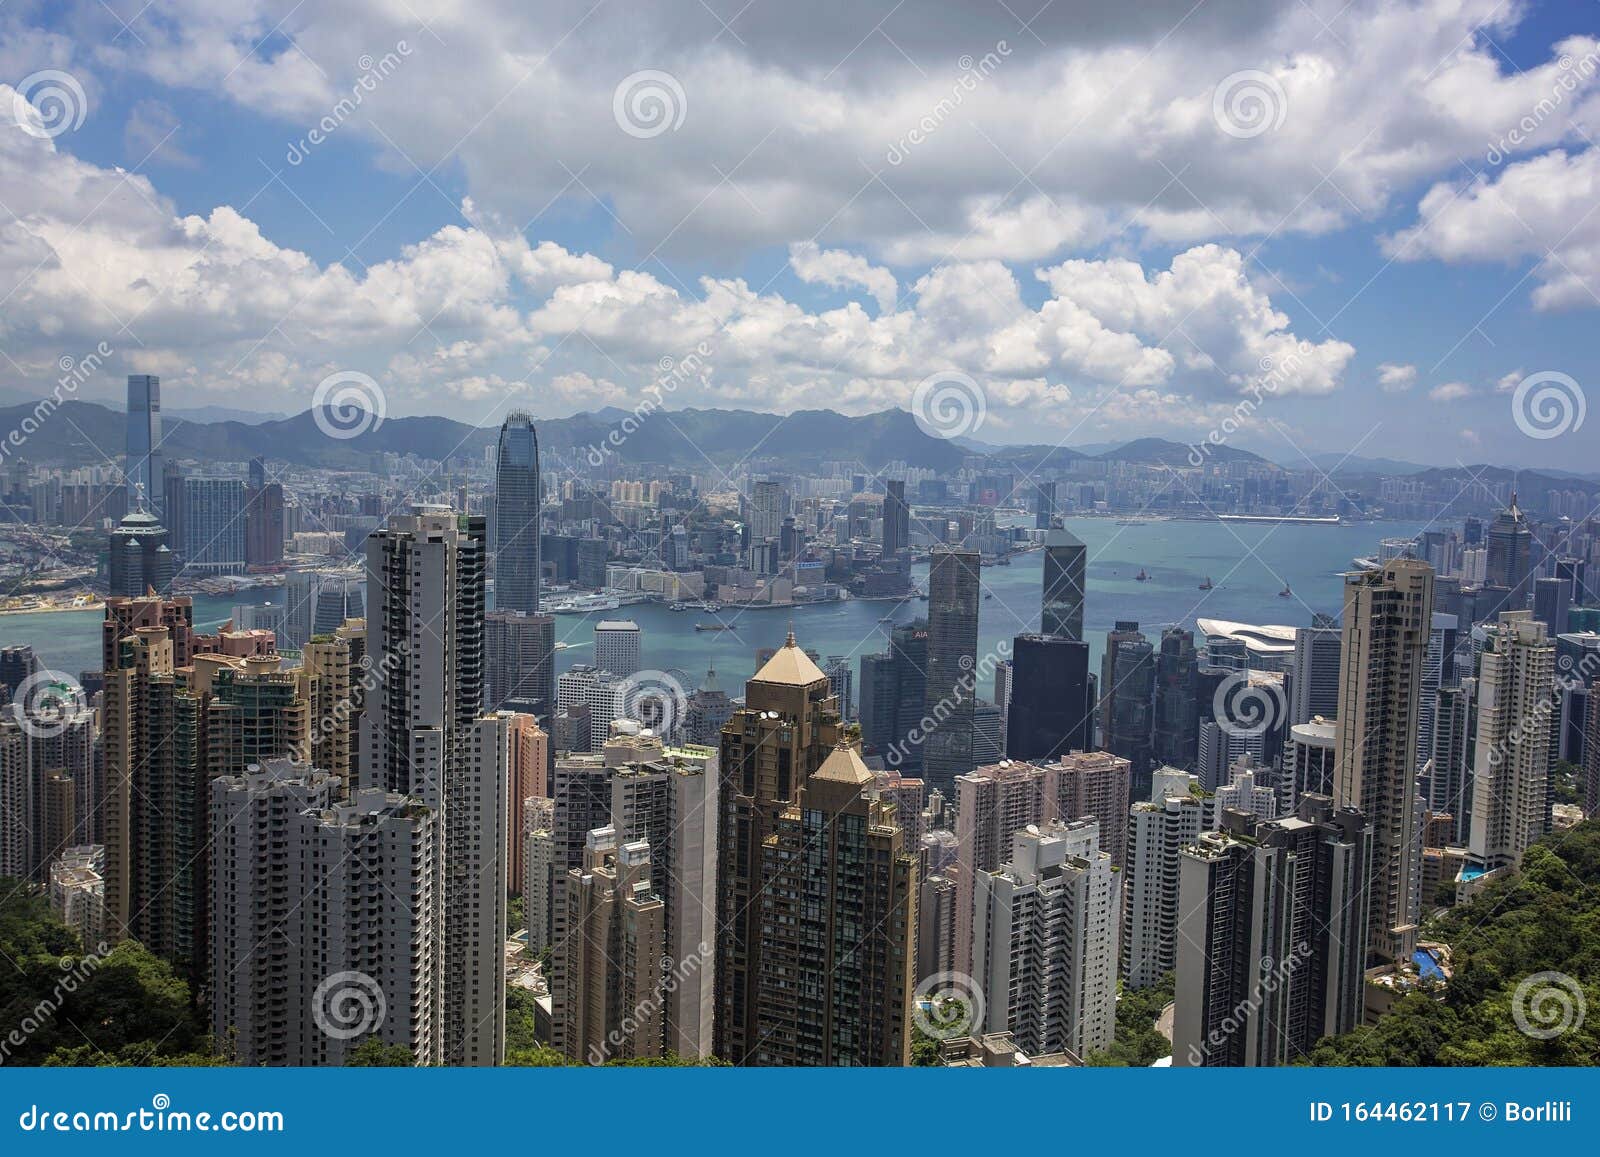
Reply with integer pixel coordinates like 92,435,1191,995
1101,437,1271,467
1304,452,1432,475
0,400,967,472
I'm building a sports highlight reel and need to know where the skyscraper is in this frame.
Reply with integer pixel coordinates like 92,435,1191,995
882,478,910,558
1123,790,1205,988
357,505,503,1064
485,610,555,717
751,742,916,1066
859,620,928,773
211,760,439,1066
1534,575,1573,639
594,619,642,677
125,375,163,517
1101,622,1156,792
715,633,843,1064
953,759,1047,976
180,477,247,575
107,507,175,596
1033,481,1057,530
972,819,1119,1059
1485,494,1533,611
1042,750,1131,868
924,547,981,792
493,412,542,614
1041,527,1086,641
1469,612,1555,873
1173,796,1372,1066
1004,634,1093,761
1335,557,1433,963
1152,627,1199,769
1290,615,1341,726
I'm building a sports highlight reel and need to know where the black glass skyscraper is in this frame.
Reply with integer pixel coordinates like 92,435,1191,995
882,479,909,558
125,374,163,518
1005,634,1093,761
494,412,541,613
1042,527,1086,641
1152,627,1199,769
860,621,929,773
924,547,980,791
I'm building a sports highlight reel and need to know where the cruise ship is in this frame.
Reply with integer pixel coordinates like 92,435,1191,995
544,593,622,614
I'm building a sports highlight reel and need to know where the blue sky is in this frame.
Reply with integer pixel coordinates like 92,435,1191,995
2,0,1598,470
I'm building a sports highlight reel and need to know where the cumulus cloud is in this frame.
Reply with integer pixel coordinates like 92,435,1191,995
1430,381,1473,402
788,241,898,313
1387,148,1600,310
1377,362,1417,392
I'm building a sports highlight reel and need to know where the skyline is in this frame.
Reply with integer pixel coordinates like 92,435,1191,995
0,1,1596,469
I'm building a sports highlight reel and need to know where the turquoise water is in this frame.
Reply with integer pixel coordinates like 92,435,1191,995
0,518,1424,692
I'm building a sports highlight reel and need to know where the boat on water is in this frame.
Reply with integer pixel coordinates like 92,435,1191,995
1135,568,1150,581
1198,577,1213,590
1278,584,1293,598
878,615,896,623
546,594,622,614
694,622,732,631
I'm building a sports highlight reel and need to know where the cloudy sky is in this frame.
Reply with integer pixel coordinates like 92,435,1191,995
2,0,1597,468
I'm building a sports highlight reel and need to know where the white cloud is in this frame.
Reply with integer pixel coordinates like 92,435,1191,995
1430,381,1473,402
1377,362,1417,392
788,241,898,313
1496,368,1524,392
1387,148,1600,310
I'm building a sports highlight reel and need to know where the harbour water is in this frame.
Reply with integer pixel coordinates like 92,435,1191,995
0,518,1424,693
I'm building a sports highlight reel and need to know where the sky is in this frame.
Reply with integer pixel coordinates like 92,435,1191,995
1,0,1597,469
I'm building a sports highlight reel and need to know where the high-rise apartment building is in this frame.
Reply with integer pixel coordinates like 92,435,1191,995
1174,796,1373,1066
1123,789,1206,988
357,506,503,1064
1335,558,1432,963
1469,612,1556,873
953,759,1047,976
972,819,1119,1059
751,743,916,1066
493,412,542,614
180,477,247,575
714,634,843,1063
1041,750,1131,869
210,760,439,1066
924,547,981,792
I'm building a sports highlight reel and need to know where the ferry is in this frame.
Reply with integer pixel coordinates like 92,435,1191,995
1135,568,1150,582
1278,584,1293,598
1198,577,1214,590
694,622,732,631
